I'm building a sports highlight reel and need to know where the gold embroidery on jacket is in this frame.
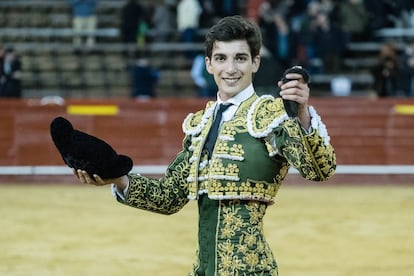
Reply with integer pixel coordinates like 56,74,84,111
216,200,278,275
281,119,336,181
247,96,288,138
186,94,336,202
126,158,190,215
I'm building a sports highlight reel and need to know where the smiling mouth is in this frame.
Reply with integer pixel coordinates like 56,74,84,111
223,77,240,84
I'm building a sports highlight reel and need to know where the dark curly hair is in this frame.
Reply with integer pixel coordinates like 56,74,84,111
204,15,262,60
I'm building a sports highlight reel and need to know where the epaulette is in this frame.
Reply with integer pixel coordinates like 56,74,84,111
182,101,215,136
247,95,289,138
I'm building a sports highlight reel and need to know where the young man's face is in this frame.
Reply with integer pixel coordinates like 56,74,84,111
205,40,260,101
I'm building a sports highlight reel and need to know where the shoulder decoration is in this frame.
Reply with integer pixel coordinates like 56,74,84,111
182,101,216,136
247,95,289,138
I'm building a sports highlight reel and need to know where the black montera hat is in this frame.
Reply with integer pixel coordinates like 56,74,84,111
50,116,133,179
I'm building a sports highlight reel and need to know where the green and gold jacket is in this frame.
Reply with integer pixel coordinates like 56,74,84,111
119,94,336,214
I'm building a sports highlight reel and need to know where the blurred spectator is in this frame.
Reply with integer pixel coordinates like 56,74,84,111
371,42,400,97
0,46,4,96
177,0,202,58
246,0,265,22
398,41,414,97
69,0,98,48
297,1,321,71
313,11,346,73
257,0,276,47
128,57,160,99
136,19,149,47
318,0,335,15
253,46,283,96
288,0,308,33
213,0,238,17
151,0,176,42
272,12,292,67
199,0,217,28
258,0,293,68
0,47,22,98
120,0,144,44
338,0,369,42
191,53,217,98
363,0,388,37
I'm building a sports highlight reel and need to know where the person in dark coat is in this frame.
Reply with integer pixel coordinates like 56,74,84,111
129,57,160,99
1,47,22,98
120,0,144,43
0,46,5,96
313,11,347,73
371,42,400,97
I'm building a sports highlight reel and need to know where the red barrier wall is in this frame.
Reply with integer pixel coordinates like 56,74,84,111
1,97,414,166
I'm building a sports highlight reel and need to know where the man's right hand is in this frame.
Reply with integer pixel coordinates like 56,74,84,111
73,169,128,190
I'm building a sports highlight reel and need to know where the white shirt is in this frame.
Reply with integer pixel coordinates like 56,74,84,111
216,84,255,126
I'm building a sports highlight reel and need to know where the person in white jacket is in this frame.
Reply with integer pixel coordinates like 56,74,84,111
177,0,202,58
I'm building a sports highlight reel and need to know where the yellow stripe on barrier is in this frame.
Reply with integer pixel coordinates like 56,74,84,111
67,105,119,115
394,104,414,115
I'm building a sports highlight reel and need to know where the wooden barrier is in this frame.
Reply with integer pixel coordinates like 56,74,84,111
0,97,414,167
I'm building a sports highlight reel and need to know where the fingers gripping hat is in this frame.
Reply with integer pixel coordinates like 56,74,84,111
281,65,310,118
50,116,133,179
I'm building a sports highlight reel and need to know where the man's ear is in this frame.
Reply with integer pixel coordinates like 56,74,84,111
205,56,213,74
252,55,261,73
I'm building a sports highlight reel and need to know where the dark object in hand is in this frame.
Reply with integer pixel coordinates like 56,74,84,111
281,65,310,118
50,116,133,179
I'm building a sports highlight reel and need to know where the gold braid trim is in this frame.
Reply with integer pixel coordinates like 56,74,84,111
247,95,289,138
182,101,215,136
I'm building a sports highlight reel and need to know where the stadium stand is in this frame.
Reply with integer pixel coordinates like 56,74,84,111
0,0,412,98
0,0,209,98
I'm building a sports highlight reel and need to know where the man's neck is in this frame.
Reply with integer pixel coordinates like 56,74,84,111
217,84,255,106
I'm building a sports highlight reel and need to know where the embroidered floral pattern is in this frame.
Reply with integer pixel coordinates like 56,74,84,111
216,200,278,275
279,119,336,181
125,148,191,215
247,96,288,138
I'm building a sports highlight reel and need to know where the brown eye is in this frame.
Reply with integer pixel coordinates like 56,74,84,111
215,56,225,62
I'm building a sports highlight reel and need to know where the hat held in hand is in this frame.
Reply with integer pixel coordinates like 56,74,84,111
50,116,133,179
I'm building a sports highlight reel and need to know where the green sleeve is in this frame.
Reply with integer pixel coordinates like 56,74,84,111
274,119,336,181
119,136,192,215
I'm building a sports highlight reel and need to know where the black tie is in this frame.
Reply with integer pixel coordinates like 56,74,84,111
205,104,231,158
